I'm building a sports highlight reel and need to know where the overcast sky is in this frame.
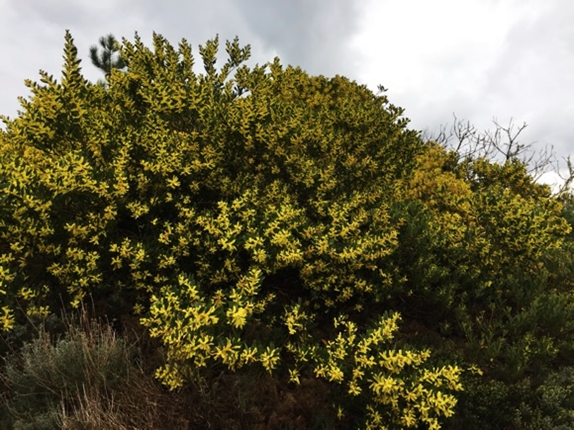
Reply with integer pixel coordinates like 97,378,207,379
1,0,572,187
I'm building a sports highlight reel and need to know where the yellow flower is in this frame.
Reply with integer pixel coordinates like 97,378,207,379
214,338,240,367
166,175,180,189
288,368,300,384
259,346,280,373
369,373,396,396
18,287,36,300
327,363,345,382
227,305,248,328
111,256,122,269
348,380,362,396
0,306,15,331
240,346,258,364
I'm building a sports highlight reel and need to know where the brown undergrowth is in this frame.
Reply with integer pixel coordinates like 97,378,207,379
1,308,342,430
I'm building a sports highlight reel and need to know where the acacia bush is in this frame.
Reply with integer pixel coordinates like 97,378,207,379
0,31,573,428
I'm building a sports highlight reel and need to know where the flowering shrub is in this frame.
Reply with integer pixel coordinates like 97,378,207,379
1,31,572,428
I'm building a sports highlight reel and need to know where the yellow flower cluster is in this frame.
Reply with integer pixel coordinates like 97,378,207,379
290,313,463,428
141,268,281,389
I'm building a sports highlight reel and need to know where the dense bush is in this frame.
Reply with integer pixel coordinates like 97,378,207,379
446,366,574,430
392,146,573,375
0,31,572,428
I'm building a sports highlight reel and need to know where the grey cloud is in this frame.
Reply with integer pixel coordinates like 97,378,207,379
3,0,367,88
1,0,367,120
237,0,367,77
481,0,574,157
1,0,571,168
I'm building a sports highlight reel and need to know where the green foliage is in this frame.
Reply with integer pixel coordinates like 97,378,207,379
512,366,574,430
89,33,126,77
389,145,573,377
389,145,574,428
447,375,517,429
448,367,574,430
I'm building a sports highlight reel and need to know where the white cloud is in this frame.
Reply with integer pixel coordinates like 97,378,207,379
352,0,573,184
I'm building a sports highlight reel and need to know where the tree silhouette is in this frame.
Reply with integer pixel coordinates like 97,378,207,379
89,34,126,77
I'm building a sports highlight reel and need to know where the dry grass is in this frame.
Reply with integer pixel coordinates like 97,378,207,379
1,308,344,429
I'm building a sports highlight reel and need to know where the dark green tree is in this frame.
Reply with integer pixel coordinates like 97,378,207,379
89,34,126,77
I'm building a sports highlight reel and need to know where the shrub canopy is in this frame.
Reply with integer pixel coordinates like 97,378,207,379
1,31,572,429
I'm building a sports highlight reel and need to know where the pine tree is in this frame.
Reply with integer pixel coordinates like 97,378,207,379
89,34,126,77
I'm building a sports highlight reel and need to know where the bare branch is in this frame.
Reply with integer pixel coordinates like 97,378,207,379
557,156,574,196
422,115,573,195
